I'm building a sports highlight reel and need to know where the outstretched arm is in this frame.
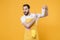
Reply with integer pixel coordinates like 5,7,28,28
36,5,48,18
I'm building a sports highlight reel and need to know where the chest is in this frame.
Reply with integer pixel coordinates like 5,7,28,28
24,14,35,23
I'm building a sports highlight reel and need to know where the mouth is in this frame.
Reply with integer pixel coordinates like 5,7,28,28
24,12,28,16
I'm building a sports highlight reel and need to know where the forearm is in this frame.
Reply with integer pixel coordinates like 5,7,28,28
41,8,45,17
26,18,36,29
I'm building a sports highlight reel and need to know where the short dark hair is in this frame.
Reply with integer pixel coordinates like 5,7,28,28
23,4,30,9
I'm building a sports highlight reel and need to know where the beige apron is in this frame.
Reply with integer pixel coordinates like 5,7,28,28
24,18,39,40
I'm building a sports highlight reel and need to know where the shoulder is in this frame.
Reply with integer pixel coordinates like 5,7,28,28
31,13,36,15
20,15,26,23
30,13,36,17
20,15,25,20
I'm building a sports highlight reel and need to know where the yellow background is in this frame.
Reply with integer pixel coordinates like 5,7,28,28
0,0,60,40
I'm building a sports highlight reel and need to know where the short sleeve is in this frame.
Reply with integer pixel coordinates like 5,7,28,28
20,16,25,23
36,14,41,18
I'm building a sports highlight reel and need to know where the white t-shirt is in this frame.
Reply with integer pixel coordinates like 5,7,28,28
20,8,45,23
20,13,41,23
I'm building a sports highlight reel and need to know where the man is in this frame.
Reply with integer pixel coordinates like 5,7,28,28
20,4,48,40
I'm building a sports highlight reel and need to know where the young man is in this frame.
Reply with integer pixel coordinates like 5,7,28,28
20,4,48,40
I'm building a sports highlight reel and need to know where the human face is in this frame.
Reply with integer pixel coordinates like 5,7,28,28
23,6,30,16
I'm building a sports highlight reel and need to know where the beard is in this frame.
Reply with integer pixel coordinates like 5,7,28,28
24,11,29,16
